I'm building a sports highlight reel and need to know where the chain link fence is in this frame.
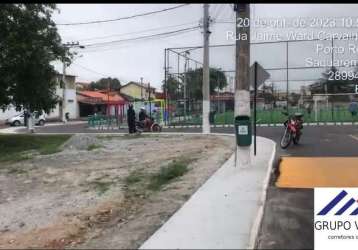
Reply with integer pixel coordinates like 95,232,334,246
163,37,358,125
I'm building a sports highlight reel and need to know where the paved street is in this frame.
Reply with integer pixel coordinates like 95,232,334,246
9,123,358,249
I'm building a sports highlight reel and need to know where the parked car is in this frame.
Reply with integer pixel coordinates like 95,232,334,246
5,111,46,126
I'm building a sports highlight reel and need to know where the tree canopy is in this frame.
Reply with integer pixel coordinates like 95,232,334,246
88,77,121,91
185,67,228,100
162,67,228,101
310,67,357,102
0,4,69,113
310,67,357,94
161,75,181,100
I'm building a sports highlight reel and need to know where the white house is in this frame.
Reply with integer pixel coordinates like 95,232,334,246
0,73,79,123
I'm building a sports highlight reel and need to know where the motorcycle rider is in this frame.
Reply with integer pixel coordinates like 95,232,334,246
138,107,148,128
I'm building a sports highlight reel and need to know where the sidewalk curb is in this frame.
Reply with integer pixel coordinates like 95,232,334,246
248,139,277,249
163,122,357,129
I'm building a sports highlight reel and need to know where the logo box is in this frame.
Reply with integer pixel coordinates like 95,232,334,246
315,188,358,250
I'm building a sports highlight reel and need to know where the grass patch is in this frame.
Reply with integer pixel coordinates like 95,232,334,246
87,144,102,151
7,167,28,175
0,134,71,163
125,170,144,185
91,181,113,195
148,158,192,191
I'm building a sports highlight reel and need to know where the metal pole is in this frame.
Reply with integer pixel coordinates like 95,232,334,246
235,4,251,167
107,78,110,129
62,60,67,123
286,41,289,113
149,83,151,118
164,48,167,126
167,50,170,125
184,52,188,119
202,3,211,134
177,53,180,121
254,62,257,156
140,77,143,101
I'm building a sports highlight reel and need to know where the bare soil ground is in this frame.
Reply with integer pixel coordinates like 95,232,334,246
0,134,234,249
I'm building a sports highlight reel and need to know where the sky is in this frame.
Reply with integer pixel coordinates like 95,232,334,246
51,4,358,92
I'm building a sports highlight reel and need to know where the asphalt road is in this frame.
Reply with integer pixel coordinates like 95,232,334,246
14,123,358,249
255,125,358,249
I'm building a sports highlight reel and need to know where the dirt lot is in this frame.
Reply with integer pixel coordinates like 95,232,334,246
0,134,234,249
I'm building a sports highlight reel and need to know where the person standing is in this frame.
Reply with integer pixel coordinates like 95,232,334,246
127,104,136,134
348,101,358,120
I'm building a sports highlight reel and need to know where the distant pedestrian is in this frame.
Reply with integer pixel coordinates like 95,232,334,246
127,104,136,134
305,102,312,117
348,101,358,119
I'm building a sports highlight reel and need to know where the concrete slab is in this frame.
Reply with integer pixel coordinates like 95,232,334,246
140,136,276,249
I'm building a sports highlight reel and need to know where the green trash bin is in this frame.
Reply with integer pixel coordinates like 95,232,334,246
234,115,252,146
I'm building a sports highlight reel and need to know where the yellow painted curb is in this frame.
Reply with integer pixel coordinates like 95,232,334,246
276,157,358,188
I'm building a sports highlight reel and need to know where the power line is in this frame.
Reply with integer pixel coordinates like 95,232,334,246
81,29,200,53
72,62,108,77
81,29,199,53
56,4,189,26
75,21,199,42
82,26,200,48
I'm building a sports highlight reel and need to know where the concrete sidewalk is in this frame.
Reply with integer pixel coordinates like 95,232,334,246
140,136,276,249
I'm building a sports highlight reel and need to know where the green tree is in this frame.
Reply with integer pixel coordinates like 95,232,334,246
310,67,356,94
0,4,69,113
310,67,357,102
185,67,228,100
89,77,121,91
161,75,182,99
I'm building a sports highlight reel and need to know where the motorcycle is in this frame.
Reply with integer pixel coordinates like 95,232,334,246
135,117,162,134
280,111,304,149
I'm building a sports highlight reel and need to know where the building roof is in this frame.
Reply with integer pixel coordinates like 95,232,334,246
118,92,136,102
77,90,127,105
121,81,156,90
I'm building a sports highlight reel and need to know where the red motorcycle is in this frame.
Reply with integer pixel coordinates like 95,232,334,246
280,111,304,149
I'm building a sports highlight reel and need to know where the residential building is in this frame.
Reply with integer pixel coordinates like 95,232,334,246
51,73,78,120
120,81,156,101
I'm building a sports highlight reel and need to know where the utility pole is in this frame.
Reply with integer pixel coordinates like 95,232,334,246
234,4,251,167
202,3,211,134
